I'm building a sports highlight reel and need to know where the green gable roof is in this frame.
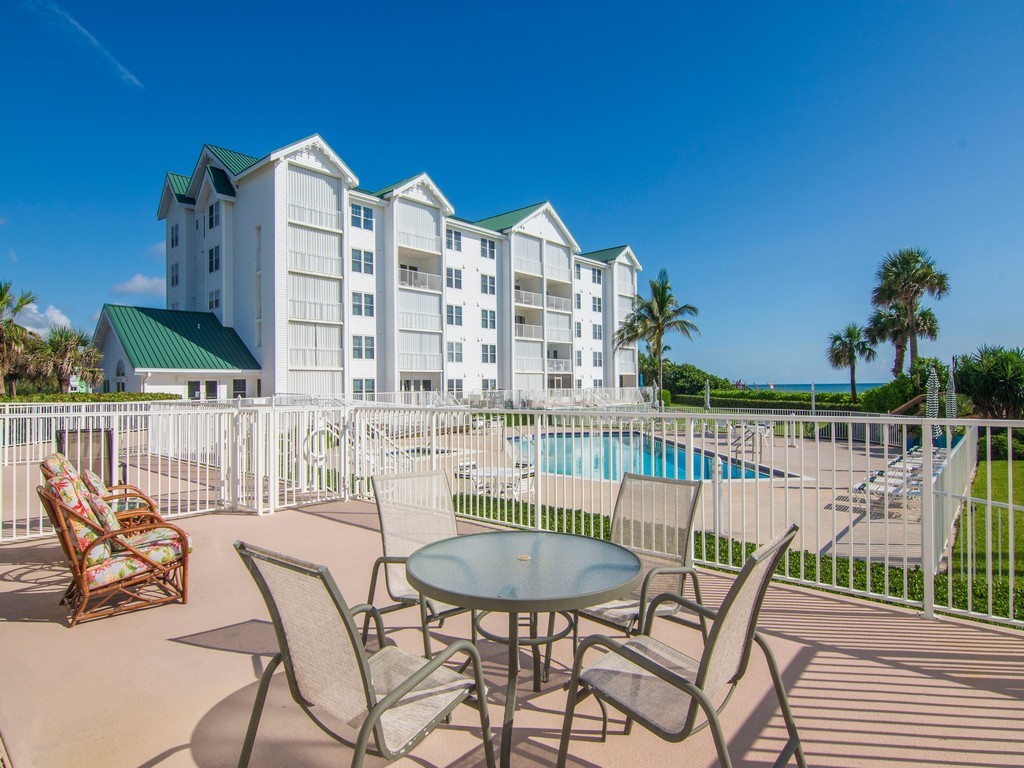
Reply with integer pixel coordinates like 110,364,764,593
205,144,262,176
103,305,260,371
579,245,629,264
372,173,425,198
474,201,547,232
167,173,194,204
207,166,236,197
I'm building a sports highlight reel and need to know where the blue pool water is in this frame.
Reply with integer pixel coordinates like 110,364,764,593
513,432,769,481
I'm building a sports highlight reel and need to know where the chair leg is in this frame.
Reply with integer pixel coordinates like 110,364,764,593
530,613,542,692
475,680,497,768
757,634,808,768
420,597,433,659
688,571,708,638
556,677,583,768
596,695,609,741
238,653,283,768
542,611,556,683
362,559,383,643
572,609,579,654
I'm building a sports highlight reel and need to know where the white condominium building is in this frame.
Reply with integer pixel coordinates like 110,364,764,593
146,134,640,400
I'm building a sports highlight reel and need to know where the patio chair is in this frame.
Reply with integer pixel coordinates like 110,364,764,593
234,542,495,768
36,476,191,626
40,452,160,522
575,473,705,646
557,524,806,768
367,471,474,657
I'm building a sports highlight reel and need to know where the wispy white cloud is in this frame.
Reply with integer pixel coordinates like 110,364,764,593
145,241,166,258
21,303,72,334
24,0,143,88
8,250,15,263
112,273,166,296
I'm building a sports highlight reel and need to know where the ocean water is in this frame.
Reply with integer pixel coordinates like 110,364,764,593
745,382,884,394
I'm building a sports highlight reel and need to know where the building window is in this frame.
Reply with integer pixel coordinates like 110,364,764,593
353,336,375,359
446,305,462,326
205,380,218,400
592,296,602,312
209,289,220,310
363,336,375,359
447,378,464,396
480,274,496,295
232,379,246,398
352,292,374,316
170,223,179,248
593,351,603,367
351,204,374,230
482,378,497,391
575,292,581,309
593,323,603,340
594,378,604,388
446,229,462,251
481,309,496,329
446,268,462,289
170,262,179,287
352,249,374,274
482,344,496,364
208,246,220,273
208,201,220,229
352,378,376,400
575,322,582,338
576,378,583,388
574,264,581,280
480,238,496,260
575,350,582,366
187,380,200,400
592,267,602,284
447,342,463,362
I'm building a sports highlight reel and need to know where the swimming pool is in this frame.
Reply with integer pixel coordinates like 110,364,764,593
512,431,770,481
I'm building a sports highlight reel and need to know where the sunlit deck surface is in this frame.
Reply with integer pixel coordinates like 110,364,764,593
1,501,1020,768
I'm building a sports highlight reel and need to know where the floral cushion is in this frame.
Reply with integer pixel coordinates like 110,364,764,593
85,493,122,532
46,477,110,566
116,527,192,554
81,469,109,496
42,453,89,499
84,538,185,588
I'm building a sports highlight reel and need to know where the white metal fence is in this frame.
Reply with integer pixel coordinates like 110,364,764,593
3,400,1021,628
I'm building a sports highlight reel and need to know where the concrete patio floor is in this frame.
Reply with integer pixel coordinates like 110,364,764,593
0,500,1021,768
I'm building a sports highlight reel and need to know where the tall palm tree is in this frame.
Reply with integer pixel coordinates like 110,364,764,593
614,268,699,402
39,326,102,393
827,323,877,404
870,248,949,369
866,304,939,378
0,281,38,396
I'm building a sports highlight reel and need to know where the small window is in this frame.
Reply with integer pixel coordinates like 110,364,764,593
480,238,496,260
352,249,374,274
592,267,602,284
204,380,218,400
446,268,462,289
482,378,497,391
575,292,581,310
364,336,375,359
170,223,179,249
575,322,581,338
232,379,246,398
575,350,582,366
481,309,496,329
446,305,463,326
170,262,179,287
208,201,220,229
208,289,220,310
352,293,374,317
593,323,603,340
208,246,220,273
593,351,603,367
353,336,364,359
574,264,581,280
592,296,602,312
353,379,363,399
353,379,375,400
480,274,495,295
447,378,464,395
576,378,583,388
446,229,462,251
447,342,463,362
481,344,496,364
115,359,125,377
187,380,201,400
351,204,374,230
594,378,604,388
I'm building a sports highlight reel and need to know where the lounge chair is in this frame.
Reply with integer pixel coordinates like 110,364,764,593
40,452,160,522
557,524,806,768
234,542,495,768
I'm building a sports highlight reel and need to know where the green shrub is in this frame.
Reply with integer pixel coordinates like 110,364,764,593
858,375,920,414
0,392,181,403
663,363,734,395
661,389,672,408
672,392,859,412
976,430,1024,461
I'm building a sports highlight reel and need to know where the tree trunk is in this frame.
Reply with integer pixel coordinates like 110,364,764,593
0,373,5,398
907,300,919,368
849,358,857,404
892,341,907,378
657,344,664,411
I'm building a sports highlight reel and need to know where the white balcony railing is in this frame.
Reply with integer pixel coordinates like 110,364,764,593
547,327,572,343
546,294,572,312
515,356,544,372
288,299,342,323
617,360,638,374
397,311,442,332
288,250,342,276
398,352,442,370
544,263,572,283
288,203,341,230
514,257,543,276
514,323,543,339
514,289,544,307
289,348,345,368
397,230,442,253
398,268,443,292
546,358,572,372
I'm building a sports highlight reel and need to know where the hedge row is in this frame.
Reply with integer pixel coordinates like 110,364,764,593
673,393,861,412
0,392,181,403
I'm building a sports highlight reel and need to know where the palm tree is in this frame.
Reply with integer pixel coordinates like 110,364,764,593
870,248,949,369
0,281,38,396
614,269,699,402
866,304,939,378
826,323,877,403
39,326,102,393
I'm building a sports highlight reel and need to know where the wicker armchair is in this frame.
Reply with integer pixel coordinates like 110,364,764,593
557,524,806,768
36,477,190,626
235,541,495,768
576,473,705,645
40,452,160,522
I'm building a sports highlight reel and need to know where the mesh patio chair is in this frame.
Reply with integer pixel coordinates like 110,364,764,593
235,542,495,768
557,524,806,768
575,473,705,646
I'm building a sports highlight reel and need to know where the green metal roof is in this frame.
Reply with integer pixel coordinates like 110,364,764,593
167,173,194,204
103,305,260,371
579,245,629,264
205,144,262,176
207,166,236,197
372,173,425,197
474,201,547,232
351,186,380,197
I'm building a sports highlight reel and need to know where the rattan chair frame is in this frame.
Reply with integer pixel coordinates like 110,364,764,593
39,453,162,522
235,541,495,768
557,524,806,768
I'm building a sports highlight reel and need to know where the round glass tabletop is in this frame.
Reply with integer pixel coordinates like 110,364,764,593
406,530,643,613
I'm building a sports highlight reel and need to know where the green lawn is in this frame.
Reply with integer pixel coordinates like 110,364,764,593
950,460,1024,581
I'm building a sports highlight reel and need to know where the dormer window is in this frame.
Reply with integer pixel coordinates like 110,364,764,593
208,201,220,229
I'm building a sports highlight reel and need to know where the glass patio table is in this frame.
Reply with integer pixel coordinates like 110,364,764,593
406,530,643,768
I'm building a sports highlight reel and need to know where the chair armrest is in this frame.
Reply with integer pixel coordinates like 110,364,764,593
642,592,718,635
638,565,700,626
350,603,386,649
570,634,694,694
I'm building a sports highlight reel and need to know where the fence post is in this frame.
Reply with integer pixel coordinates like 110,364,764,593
268,399,278,515
920,428,936,619
713,456,723,553
431,411,438,472
532,411,543,530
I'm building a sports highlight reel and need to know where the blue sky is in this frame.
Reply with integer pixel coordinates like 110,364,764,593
1,1,1021,384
